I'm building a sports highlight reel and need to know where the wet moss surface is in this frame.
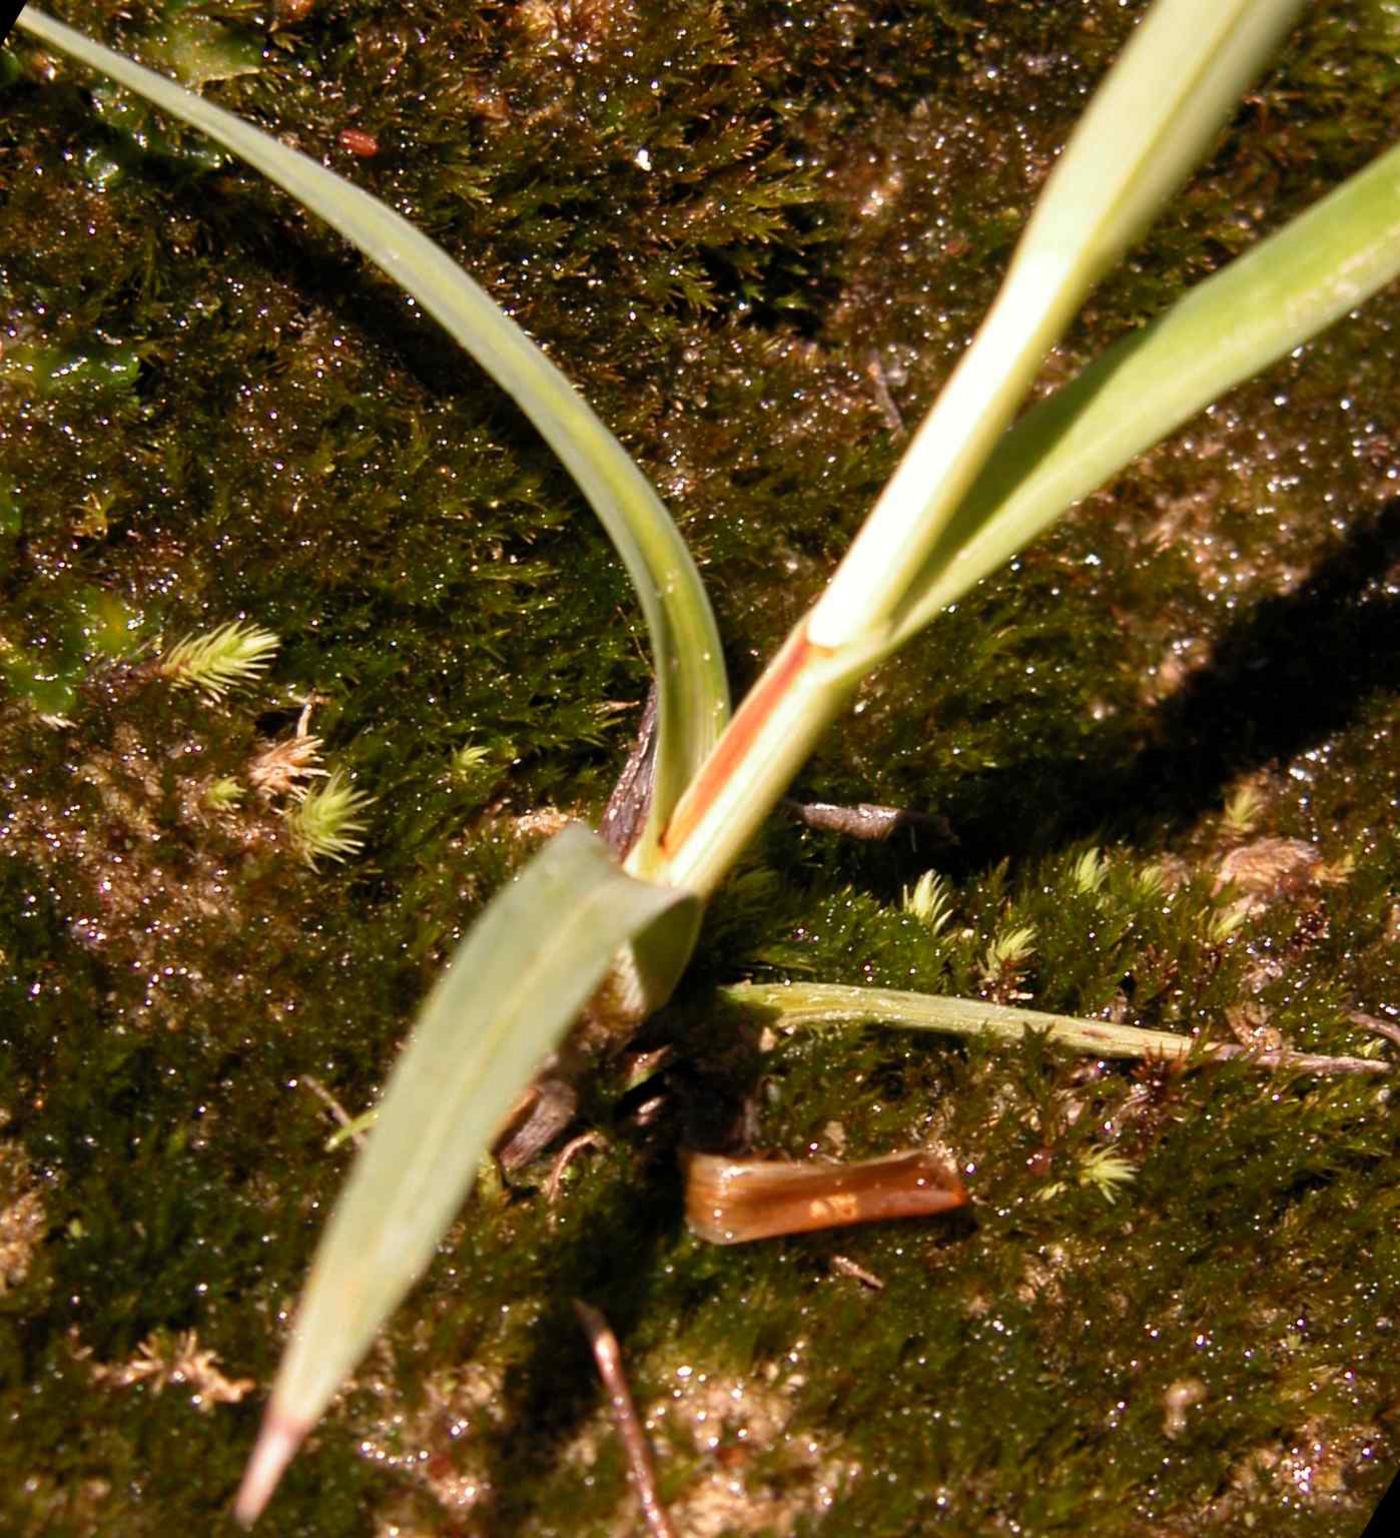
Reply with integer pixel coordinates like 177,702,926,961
2,1,1398,1533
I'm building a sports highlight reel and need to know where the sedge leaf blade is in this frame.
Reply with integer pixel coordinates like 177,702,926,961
722,981,1202,1061
15,7,729,843
893,136,1400,641
723,982,1389,1076
807,0,1304,650
238,826,695,1519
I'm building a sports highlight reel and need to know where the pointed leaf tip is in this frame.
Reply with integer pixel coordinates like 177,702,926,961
241,826,695,1513
234,1413,307,1527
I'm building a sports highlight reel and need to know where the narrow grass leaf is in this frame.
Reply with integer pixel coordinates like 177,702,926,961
648,0,1311,901
237,825,696,1522
806,0,1304,650
723,981,1200,1060
723,982,1391,1076
17,8,729,853
893,136,1400,640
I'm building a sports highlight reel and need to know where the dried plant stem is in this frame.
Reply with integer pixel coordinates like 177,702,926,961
1204,1045,1390,1076
299,1076,365,1150
1348,1009,1400,1051
573,1301,676,1538
831,1254,886,1290
546,1131,609,1203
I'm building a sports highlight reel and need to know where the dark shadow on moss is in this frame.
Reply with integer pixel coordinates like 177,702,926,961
479,1160,688,1532
931,498,1400,872
176,172,553,432
1138,498,1400,801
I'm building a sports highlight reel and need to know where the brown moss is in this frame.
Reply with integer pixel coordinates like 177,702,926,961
0,1124,45,1294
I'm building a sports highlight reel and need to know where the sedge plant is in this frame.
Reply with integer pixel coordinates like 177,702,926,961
11,0,1400,1523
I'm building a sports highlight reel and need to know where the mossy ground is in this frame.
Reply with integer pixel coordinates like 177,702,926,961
2,2,1398,1533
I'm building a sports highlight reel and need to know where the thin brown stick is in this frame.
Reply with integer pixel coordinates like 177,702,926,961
1207,1044,1390,1076
1347,1008,1400,1050
831,1254,886,1289
545,1131,608,1203
865,349,907,435
573,1300,676,1538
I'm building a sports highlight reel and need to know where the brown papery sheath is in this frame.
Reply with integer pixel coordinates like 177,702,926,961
682,1148,968,1245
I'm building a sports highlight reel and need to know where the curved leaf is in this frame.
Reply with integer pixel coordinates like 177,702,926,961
16,7,729,847
649,0,1314,898
805,0,1305,651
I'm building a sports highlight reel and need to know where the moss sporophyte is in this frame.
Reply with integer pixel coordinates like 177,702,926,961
4,3,1400,1534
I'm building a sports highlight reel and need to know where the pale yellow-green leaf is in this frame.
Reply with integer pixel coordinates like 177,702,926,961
807,0,1306,651
892,136,1400,643
722,982,1390,1076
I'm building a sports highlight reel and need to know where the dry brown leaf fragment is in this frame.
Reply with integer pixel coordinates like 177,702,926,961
684,1148,968,1245
248,731,326,799
88,1329,254,1410
1214,837,1325,897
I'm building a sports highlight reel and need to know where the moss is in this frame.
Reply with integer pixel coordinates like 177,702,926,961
2,1,1399,1533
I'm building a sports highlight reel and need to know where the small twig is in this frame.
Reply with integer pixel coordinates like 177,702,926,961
300,1075,367,1150
865,349,906,436
545,1131,608,1203
830,1254,885,1290
573,1300,676,1538
1205,1044,1390,1076
1347,1008,1400,1050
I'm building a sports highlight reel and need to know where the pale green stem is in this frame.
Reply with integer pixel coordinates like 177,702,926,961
723,982,1392,1074
652,0,1308,902
645,624,871,896
805,261,1075,650
725,981,1198,1058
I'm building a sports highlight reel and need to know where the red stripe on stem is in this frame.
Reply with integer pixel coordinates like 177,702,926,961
660,621,827,859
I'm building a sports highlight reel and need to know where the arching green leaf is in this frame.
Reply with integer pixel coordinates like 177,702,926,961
892,137,1400,642
16,7,729,850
